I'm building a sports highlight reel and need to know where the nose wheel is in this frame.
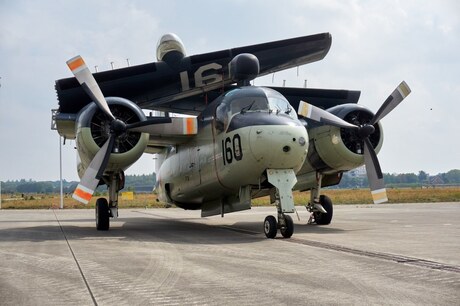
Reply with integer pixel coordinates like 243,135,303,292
280,214,294,238
263,214,294,239
264,216,277,238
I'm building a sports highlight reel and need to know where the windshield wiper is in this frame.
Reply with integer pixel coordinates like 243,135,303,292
241,100,256,114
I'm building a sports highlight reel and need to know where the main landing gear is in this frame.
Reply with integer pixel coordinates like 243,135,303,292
95,172,125,231
263,169,297,239
96,198,110,230
306,173,333,225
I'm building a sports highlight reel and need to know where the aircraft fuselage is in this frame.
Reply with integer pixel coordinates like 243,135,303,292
156,86,308,212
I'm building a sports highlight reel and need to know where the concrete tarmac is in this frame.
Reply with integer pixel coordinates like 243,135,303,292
0,203,459,305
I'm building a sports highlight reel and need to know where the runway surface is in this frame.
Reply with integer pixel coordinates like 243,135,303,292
0,203,459,305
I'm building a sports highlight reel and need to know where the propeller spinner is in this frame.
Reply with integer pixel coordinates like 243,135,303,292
298,81,411,204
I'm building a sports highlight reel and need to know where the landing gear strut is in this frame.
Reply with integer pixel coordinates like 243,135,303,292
306,172,333,225
263,169,297,239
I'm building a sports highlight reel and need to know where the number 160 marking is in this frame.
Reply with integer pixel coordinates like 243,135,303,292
222,134,243,165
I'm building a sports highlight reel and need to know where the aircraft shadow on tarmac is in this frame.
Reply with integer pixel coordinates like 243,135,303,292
0,214,352,245
229,221,348,235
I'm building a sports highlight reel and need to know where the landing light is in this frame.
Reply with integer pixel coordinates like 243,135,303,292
299,137,306,146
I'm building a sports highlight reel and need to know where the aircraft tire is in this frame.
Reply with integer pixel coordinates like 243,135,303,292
280,214,294,238
96,198,110,231
314,195,333,225
264,215,277,239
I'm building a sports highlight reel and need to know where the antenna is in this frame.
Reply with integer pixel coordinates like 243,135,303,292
94,65,99,73
126,58,130,67
110,62,115,70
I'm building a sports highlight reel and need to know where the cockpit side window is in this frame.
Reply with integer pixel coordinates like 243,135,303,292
215,102,228,132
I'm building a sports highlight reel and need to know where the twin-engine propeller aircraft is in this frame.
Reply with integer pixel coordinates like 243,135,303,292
52,33,411,238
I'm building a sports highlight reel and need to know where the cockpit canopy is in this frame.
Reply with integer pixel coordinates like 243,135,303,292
215,87,297,131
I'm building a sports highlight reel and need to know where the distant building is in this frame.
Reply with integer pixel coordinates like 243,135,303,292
429,175,444,185
133,185,155,193
348,166,366,178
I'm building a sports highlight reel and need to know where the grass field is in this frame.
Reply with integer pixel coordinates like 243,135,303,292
1,187,459,209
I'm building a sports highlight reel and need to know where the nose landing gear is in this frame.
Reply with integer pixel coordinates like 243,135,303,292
263,169,297,239
263,213,294,239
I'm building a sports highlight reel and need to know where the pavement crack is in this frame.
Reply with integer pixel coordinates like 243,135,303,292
285,237,460,274
52,209,98,306
132,209,460,274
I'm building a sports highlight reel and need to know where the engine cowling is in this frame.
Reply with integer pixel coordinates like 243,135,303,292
307,103,383,172
75,97,149,178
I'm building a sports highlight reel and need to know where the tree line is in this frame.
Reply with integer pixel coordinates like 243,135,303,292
338,169,460,189
1,170,459,194
1,174,156,194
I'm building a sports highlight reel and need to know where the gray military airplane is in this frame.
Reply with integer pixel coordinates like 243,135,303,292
52,33,410,238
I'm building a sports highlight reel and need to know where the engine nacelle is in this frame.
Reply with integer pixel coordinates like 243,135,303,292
75,97,149,178
307,103,383,173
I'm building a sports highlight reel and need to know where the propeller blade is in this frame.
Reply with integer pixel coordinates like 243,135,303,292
67,55,115,121
370,81,411,125
126,117,172,131
72,136,115,204
298,101,358,129
96,135,116,180
363,138,388,204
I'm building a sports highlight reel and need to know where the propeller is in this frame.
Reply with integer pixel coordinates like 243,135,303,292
67,56,172,204
298,81,411,204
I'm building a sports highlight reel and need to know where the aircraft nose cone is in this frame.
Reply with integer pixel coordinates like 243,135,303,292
249,125,308,172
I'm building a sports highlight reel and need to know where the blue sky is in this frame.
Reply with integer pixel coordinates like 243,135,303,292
0,0,459,181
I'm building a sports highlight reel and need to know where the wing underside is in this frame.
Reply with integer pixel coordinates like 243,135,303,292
55,33,332,115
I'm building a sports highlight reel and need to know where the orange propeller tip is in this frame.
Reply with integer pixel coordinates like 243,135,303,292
67,55,86,72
